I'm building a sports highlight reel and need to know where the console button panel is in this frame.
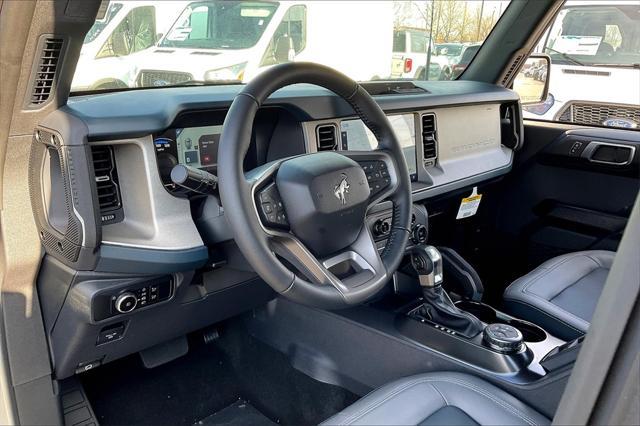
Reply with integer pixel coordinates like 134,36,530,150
93,276,173,321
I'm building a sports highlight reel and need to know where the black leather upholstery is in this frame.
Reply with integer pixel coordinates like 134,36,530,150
503,250,615,340
321,372,549,425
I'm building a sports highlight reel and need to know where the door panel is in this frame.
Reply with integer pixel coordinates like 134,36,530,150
482,120,639,290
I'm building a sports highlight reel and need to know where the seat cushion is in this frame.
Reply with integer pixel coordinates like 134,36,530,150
321,372,549,426
503,250,615,340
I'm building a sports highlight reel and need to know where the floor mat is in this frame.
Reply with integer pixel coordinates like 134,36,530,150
81,320,357,425
195,399,275,426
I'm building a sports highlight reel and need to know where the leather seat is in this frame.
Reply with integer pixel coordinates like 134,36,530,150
503,250,615,340
322,372,549,425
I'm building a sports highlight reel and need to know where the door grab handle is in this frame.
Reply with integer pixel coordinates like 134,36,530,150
581,141,636,166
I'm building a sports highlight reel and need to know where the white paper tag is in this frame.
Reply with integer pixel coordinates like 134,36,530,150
456,187,482,219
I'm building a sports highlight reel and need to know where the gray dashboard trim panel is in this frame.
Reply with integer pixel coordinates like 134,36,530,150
95,244,209,274
65,81,519,139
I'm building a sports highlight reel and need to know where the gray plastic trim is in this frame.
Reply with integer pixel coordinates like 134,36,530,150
92,136,205,251
303,103,513,202
96,244,208,274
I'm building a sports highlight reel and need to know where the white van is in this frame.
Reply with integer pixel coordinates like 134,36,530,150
130,1,394,86
523,1,640,128
71,1,185,91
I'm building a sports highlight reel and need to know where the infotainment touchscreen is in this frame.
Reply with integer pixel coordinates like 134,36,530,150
175,125,223,169
340,114,417,178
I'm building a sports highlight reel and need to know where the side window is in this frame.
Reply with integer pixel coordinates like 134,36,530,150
187,6,209,40
520,4,640,129
410,31,428,53
97,6,156,58
260,5,307,66
393,31,406,53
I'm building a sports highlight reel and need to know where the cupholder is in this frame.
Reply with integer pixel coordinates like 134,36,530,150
455,301,497,323
456,301,547,343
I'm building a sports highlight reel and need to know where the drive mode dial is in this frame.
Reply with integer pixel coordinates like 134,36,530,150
115,292,137,313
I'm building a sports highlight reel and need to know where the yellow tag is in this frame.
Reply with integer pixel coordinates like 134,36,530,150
456,187,482,219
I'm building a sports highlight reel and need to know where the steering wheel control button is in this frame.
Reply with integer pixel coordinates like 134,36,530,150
483,323,524,353
360,160,391,199
257,183,289,229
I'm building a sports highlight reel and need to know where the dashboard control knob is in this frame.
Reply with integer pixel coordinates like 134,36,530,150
115,292,137,313
412,224,427,244
373,219,390,237
483,323,524,353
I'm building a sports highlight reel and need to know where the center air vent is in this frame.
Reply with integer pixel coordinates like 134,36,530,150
91,145,122,223
421,113,438,166
30,37,63,106
316,124,337,151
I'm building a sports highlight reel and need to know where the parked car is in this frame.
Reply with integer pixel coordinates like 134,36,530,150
70,1,184,91
435,42,463,65
523,1,640,127
129,0,394,86
391,28,451,80
450,43,481,78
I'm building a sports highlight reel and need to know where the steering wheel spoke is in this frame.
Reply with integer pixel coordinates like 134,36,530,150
268,226,386,296
340,150,400,208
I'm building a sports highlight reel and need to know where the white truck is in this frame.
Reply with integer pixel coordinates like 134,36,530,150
391,27,451,80
129,1,394,87
523,1,640,129
71,1,185,91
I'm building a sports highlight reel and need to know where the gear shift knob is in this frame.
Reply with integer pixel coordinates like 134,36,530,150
410,245,443,288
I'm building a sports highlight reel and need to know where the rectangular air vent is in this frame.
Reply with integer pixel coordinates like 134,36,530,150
421,113,438,166
316,124,338,151
30,38,63,105
91,146,122,221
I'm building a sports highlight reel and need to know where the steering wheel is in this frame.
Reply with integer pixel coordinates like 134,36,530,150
218,63,412,309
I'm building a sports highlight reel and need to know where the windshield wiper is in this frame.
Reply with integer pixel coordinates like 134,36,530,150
545,47,584,66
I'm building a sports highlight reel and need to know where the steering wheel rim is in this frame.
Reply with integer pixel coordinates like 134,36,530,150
218,62,412,309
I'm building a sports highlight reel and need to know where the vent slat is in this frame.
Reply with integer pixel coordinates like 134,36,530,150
30,37,63,105
421,113,438,163
316,125,337,151
91,146,122,212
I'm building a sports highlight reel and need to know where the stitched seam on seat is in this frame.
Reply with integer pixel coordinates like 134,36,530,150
338,377,539,425
503,299,586,334
430,383,449,406
521,290,592,325
338,378,436,425
520,256,587,299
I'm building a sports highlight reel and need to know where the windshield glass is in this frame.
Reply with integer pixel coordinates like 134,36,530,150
545,4,640,67
83,2,123,44
71,0,510,92
160,1,278,49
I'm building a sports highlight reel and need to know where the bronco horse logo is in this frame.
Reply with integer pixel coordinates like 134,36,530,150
334,174,350,205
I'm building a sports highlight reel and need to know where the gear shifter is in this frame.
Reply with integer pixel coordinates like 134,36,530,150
410,245,484,338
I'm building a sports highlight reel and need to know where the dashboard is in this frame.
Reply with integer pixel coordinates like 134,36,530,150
33,80,522,379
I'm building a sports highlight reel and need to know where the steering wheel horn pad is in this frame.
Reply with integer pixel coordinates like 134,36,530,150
276,152,370,257
218,62,412,309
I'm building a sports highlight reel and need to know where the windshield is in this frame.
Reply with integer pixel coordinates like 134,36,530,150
71,0,510,92
545,4,640,67
160,1,278,49
436,44,463,57
83,2,123,44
